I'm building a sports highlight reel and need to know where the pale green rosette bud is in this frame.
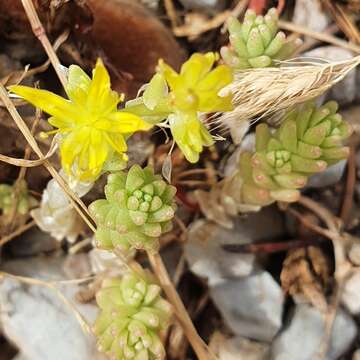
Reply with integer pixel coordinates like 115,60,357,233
94,267,172,360
89,165,177,253
221,8,300,69
239,101,352,205
0,179,37,216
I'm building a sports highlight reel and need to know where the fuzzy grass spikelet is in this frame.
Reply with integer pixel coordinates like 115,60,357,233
89,165,177,253
94,267,172,360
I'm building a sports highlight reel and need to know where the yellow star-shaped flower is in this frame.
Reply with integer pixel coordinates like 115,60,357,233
10,59,152,181
126,52,233,163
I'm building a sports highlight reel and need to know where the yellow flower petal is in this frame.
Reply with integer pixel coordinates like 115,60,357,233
60,128,90,174
196,65,233,93
180,52,217,87
197,92,234,113
157,59,181,91
104,132,128,154
169,112,214,163
101,112,153,133
86,58,120,113
9,85,80,126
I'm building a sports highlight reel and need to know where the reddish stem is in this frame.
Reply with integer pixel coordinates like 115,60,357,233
223,238,322,254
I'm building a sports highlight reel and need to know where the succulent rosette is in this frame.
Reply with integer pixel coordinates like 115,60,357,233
94,267,172,360
239,101,352,205
221,8,299,69
89,165,177,253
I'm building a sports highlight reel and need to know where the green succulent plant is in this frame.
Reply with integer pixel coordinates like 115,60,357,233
239,101,352,205
0,180,37,216
94,267,172,360
89,165,177,253
221,8,299,69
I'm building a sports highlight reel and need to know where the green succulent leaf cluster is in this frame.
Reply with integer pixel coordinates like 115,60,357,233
221,8,299,69
239,101,352,206
0,180,37,216
89,165,177,253
94,267,172,360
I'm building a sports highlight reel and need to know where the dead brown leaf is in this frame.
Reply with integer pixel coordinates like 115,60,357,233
281,246,331,312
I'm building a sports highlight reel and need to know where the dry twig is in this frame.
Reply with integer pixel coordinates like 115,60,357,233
340,145,356,227
21,0,67,88
0,220,36,247
147,252,216,360
174,0,249,38
278,20,360,54
320,0,360,44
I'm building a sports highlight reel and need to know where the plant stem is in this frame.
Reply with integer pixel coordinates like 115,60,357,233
21,0,67,88
147,252,216,360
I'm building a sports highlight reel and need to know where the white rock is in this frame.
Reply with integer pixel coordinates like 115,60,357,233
271,304,357,360
303,46,357,105
179,0,224,11
210,271,284,342
306,160,347,188
185,207,284,285
0,257,105,360
89,247,131,275
140,0,159,10
293,0,330,34
341,271,360,314
214,335,269,360
31,171,93,243
348,242,360,266
185,220,254,284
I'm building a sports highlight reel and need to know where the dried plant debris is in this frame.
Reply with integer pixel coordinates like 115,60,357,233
281,246,331,312
218,56,360,127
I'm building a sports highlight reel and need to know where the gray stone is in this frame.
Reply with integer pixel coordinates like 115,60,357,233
216,335,269,360
211,272,284,342
271,304,357,360
293,0,330,34
178,0,225,11
185,207,285,285
306,160,347,189
341,271,360,315
7,227,60,257
0,256,105,360
303,46,357,105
